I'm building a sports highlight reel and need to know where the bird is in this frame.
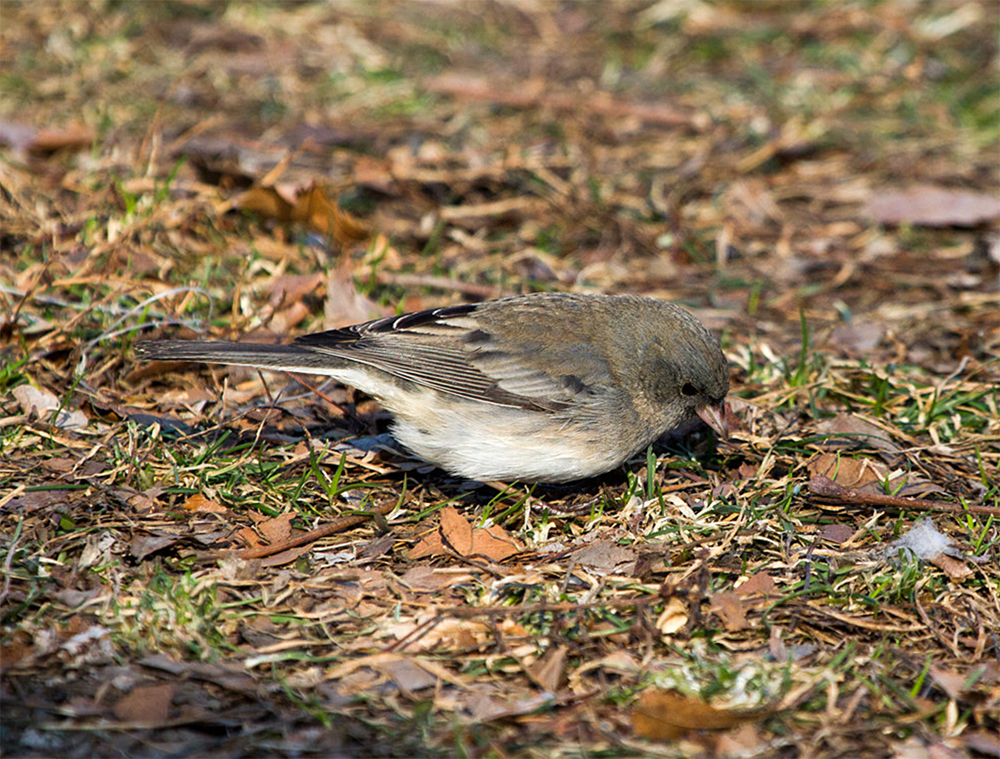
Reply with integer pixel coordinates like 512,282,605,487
135,292,730,483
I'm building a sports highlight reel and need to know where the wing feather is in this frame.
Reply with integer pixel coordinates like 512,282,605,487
290,303,603,411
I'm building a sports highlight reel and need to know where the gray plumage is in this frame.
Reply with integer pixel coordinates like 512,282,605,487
136,292,729,482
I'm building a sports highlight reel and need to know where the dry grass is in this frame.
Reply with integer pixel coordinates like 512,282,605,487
1,2,998,757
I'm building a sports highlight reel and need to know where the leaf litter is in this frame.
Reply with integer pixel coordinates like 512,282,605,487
1,2,998,758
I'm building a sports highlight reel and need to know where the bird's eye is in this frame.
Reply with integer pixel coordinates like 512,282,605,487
680,382,699,397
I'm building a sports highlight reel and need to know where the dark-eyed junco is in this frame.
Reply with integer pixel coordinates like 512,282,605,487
136,292,729,482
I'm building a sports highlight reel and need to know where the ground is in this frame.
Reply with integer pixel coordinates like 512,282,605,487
1,2,998,758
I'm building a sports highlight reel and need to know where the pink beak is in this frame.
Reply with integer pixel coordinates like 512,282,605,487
696,402,729,440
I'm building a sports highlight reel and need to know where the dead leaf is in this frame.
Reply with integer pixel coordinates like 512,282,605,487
632,688,768,742
656,597,689,636
465,689,559,722
258,512,295,544
235,525,261,548
12,385,88,429
808,453,885,492
734,572,776,597
407,530,446,560
299,183,369,243
930,666,969,701
867,185,1000,227
572,541,637,574
265,272,325,308
260,544,313,567
324,257,390,329
715,723,766,757
30,122,96,154
710,592,749,631
821,523,855,544
388,617,493,651
929,553,973,581
829,321,886,355
399,565,471,591
371,656,438,693
112,682,175,724
140,654,258,693
358,533,396,562
407,507,523,561
816,414,899,453
526,645,568,692
440,506,474,555
229,182,369,246
181,494,227,513
130,533,180,561
469,524,523,562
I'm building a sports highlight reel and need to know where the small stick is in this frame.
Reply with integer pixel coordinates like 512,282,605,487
808,475,1000,517
196,500,397,561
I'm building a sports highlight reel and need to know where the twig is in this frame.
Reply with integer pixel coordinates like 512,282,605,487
196,500,397,561
0,517,23,608
808,475,1000,517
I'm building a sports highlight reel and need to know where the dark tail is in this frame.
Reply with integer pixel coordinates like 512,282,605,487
135,340,344,374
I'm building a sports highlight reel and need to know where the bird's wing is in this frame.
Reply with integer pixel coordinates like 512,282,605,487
293,302,613,411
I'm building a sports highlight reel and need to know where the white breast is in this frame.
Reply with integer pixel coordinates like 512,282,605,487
324,368,628,482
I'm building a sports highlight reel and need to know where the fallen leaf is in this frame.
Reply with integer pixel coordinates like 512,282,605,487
407,529,446,560
389,617,493,652
407,507,523,561
571,541,636,574
930,666,969,701
324,256,390,329
230,181,369,246
371,656,439,693
816,414,899,453
260,544,313,567
632,688,767,742
12,385,88,429
867,185,1000,227
258,512,295,544
808,453,885,492
820,523,855,544
440,506,474,555
734,572,776,597
829,320,886,355
235,525,261,548
656,597,688,636
710,592,748,631
130,534,180,561
30,122,96,154
112,682,175,724
181,493,227,513
399,565,472,591
526,644,568,692
140,654,258,693
929,553,973,581
265,272,325,309
714,722,766,757
469,524,523,561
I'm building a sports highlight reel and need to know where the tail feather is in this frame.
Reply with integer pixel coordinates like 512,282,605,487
135,340,344,374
